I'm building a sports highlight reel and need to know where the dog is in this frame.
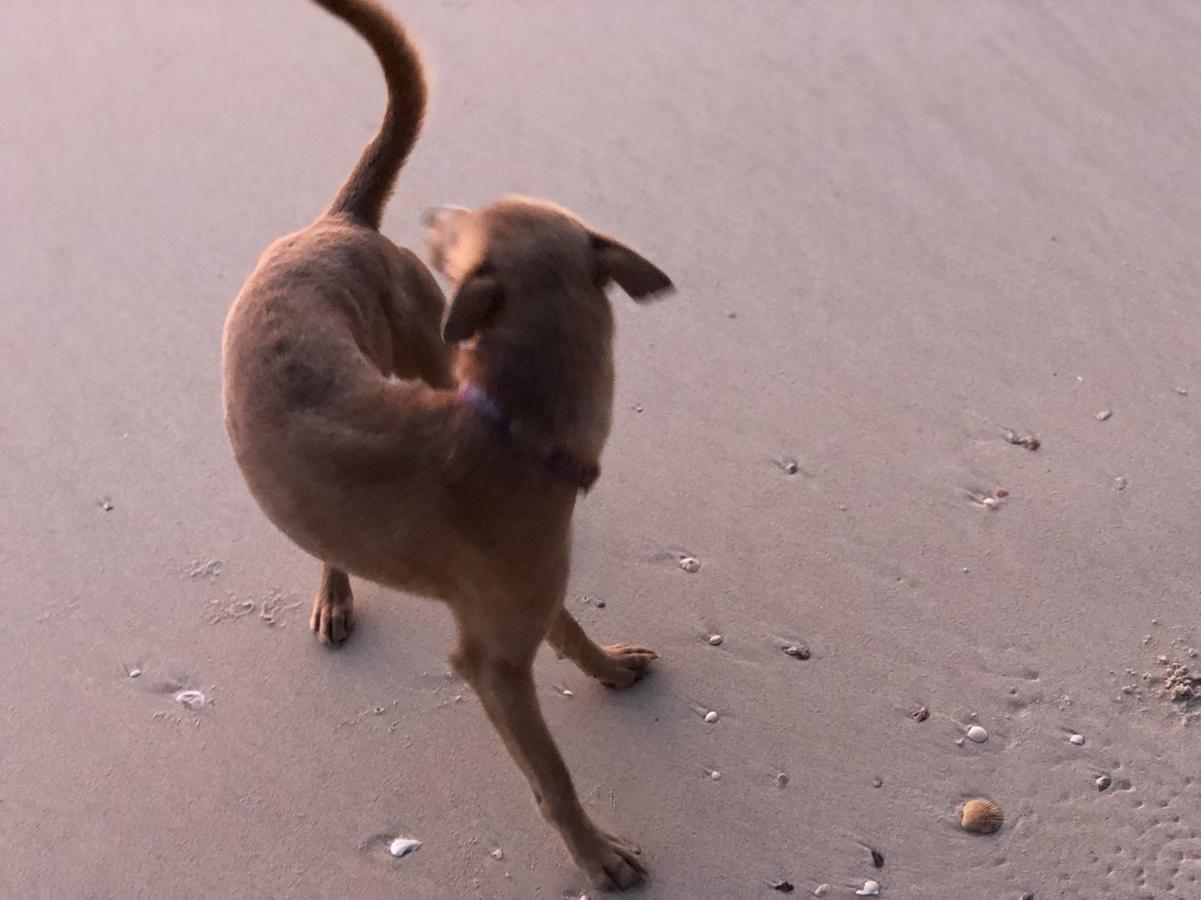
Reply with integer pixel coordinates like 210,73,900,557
221,0,672,890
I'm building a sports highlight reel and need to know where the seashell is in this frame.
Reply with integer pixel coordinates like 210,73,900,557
490,848,503,860
966,725,989,743
1068,733,1084,745
994,488,1009,498
1096,774,1112,791
704,710,719,723
174,690,206,710
912,705,930,722
774,773,789,788
707,634,724,646
959,798,1003,834
128,667,142,678
1113,476,1127,491
1095,409,1112,421
783,644,811,660
855,880,881,896
981,496,999,509
679,556,701,573
781,458,799,475
389,837,422,857
814,885,830,897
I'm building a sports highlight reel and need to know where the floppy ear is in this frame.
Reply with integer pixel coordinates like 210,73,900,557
443,265,504,343
590,232,674,302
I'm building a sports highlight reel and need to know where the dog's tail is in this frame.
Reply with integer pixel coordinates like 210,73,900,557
312,0,426,229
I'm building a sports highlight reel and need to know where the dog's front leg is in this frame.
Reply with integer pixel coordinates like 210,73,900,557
450,629,646,891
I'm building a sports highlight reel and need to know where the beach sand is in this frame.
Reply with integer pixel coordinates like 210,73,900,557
3,2,1201,897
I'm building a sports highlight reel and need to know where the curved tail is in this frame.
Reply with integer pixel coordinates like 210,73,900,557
312,0,426,229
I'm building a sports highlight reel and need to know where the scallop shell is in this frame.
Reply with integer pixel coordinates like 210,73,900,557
959,798,1004,834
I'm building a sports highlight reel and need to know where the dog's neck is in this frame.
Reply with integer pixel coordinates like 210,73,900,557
454,301,614,491
458,382,602,492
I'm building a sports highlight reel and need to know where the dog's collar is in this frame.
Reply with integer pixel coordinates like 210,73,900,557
458,383,600,493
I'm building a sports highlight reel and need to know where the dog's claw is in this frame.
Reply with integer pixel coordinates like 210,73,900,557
597,643,658,689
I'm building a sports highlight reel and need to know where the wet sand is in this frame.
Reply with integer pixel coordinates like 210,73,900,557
4,2,1201,897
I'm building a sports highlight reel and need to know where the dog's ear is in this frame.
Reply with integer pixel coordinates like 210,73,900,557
443,265,504,344
590,232,673,302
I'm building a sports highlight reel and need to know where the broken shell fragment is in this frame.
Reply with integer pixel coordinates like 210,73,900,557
783,644,811,660
174,690,206,710
1095,410,1112,421
704,710,719,723
707,634,724,646
774,773,789,788
389,837,422,857
679,557,701,573
912,705,930,722
1095,774,1112,792
814,886,830,898
959,798,1003,834
966,724,989,743
1068,733,1084,745
855,880,881,896
490,848,503,860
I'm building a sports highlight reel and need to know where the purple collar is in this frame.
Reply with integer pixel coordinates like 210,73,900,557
458,383,600,493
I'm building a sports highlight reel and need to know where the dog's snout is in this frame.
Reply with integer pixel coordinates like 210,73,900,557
422,205,469,229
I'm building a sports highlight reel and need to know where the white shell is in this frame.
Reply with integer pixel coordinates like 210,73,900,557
490,848,503,860
1095,409,1112,421
389,837,422,857
966,725,989,743
707,634,724,646
174,690,206,710
856,880,881,896
981,496,999,508
1069,733,1085,745
814,886,830,898
680,557,701,573
704,710,719,723
128,668,142,678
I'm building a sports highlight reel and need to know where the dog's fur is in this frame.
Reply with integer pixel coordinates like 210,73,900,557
221,0,672,890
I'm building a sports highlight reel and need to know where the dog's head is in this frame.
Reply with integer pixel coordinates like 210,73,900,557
423,196,672,345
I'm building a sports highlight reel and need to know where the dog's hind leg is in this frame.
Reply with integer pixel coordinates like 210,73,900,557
450,605,647,890
310,564,354,646
545,608,657,689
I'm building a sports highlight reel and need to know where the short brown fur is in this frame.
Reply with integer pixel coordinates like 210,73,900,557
221,0,672,890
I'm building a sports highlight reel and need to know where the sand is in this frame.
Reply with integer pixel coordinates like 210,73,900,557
3,1,1201,897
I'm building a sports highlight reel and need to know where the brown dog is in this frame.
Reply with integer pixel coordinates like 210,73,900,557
221,0,672,890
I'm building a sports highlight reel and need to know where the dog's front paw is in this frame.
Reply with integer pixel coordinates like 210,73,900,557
597,643,657,689
578,829,646,891
310,592,354,647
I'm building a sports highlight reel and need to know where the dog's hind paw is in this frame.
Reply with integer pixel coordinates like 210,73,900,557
597,643,657,689
310,590,354,647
